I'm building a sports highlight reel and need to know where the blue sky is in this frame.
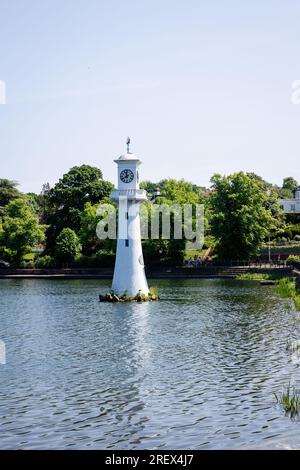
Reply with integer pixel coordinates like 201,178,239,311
0,0,299,193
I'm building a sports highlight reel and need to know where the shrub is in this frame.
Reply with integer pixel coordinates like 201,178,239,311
276,237,289,245
35,255,55,268
19,260,36,269
260,244,300,255
70,251,115,268
294,235,300,242
287,255,300,266
55,228,82,267
72,255,98,268
95,250,115,267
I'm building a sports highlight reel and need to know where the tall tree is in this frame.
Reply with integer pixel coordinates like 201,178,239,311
0,198,46,264
279,177,299,199
0,179,21,214
141,178,206,204
45,165,113,252
140,178,205,265
79,200,115,255
209,172,280,260
26,192,42,216
55,228,82,267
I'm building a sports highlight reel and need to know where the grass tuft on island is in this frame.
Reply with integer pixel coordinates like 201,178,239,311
275,384,300,417
99,287,160,303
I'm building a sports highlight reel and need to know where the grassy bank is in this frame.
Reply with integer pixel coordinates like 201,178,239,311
236,274,300,311
274,278,300,311
236,273,283,281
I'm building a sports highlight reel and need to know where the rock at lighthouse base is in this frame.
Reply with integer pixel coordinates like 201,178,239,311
98,290,160,302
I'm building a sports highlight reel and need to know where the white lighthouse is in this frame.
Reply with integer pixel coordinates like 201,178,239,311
110,139,149,297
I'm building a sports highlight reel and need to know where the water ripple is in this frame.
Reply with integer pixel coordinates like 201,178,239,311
0,278,300,449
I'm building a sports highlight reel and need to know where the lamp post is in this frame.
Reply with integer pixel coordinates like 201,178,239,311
151,187,161,203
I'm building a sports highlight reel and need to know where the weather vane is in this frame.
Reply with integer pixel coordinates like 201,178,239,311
126,137,131,153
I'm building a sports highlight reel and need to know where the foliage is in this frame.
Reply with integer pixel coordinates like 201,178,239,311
167,238,186,265
274,223,300,241
3,168,300,268
95,249,115,267
79,201,116,255
35,255,55,268
141,179,206,204
286,255,300,265
19,260,36,269
72,250,115,268
26,192,42,216
142,238,185,266
142,239,169,265
158,178,205,205
209,172,282,260
0,179,21,215
236,273,279,280
279,177,299,199
295,295,300,310
274,278,296,298
141,178,206,265
55,228,82,267
184,249,207,261
275,383,300,417
0,198,46,264
100,289,159,302
149,286,159,297
140,180,159,196
260,244,300,255
45,165,113,252
22,253,35,260
274,278,300,312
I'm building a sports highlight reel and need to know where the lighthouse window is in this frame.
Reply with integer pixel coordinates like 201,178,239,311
125,239,129,247
126,212,128,219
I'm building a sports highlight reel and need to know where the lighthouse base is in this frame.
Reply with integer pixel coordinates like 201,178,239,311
99,291,160,303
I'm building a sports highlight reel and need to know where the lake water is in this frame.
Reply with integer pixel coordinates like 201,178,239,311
0,278,300,449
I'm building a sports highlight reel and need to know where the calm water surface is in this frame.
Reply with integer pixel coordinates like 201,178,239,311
0,278,300,449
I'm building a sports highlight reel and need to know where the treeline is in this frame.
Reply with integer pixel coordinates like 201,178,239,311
0,168,299,267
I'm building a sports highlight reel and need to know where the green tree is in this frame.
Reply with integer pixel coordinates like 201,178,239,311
209,172,280,260
279,177,299,199
55,228,82,267
140,180,158,196
45,165,113,252
247,173,284,224
26,192,42,216
0,179,21,214
140,178,205,265
0,198,46,264
141,178,205,205
79,200,115,255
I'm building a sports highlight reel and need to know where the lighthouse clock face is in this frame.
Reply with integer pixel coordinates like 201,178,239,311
120,169,134,184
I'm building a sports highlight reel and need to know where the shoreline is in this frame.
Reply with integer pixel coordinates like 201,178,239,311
0,266,293,280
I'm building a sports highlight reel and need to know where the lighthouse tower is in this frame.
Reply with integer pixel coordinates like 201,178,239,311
110,139,149,296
